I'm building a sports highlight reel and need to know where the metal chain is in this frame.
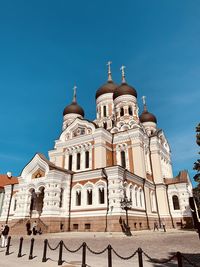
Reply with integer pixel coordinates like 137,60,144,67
143,251,176,264
63,242,83,253
182,255,199,267
47,240,60,251
86,244,107,255
112,248,138,260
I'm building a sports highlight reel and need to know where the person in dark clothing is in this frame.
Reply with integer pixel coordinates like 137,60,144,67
26,220,31,235
1,224,9,247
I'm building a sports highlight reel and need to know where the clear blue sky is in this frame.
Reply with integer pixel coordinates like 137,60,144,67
0,0,199,186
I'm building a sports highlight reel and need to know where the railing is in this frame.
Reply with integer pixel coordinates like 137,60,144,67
3,236,199,267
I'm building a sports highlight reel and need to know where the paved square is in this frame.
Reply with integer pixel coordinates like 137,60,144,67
0,229,199,267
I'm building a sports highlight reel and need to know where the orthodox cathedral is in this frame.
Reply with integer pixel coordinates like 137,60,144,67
0,63,193,233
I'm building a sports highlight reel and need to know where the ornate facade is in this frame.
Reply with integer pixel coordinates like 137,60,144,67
0,63,193,233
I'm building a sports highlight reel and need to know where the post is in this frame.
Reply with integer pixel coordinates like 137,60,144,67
81,242,87,267
42,239,48,262
6,184,14,224
58,240,63,266
5,236,11,255
177,252,183,267
107,245,112,267
125,208,129,226
18,237,23,257
29,238,35,260
137,248,143,267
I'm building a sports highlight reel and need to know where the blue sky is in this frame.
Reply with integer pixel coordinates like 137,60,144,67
0,1,199,186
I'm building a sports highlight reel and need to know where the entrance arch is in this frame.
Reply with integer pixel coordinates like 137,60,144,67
29,186,45,218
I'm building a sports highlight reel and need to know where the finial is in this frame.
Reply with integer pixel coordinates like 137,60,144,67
107,61,112,82
120,65,126,83
142,96,147,111
72,85,77,103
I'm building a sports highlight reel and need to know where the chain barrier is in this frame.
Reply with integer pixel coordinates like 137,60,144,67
47,240,60,251
143,250,176,264
63,242,83,253
86,244,108,255
181,254,199,267
112,247,138,260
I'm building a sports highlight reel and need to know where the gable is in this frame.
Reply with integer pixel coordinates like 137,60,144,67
59,118,96,141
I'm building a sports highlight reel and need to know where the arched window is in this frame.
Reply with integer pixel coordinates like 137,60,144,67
121,151,126,168
129,185,133,202
76,191,81,206
77,153,81,170
139,189,142,207
128,107,133,115
172,195,180,210
59,188,64,208
151,192,157,212
85,151,89,168
87,189,92,205
120,108,124,116
103,122,107,129
103,106,107,117
135,188,138,206
68,155,73,171
99,187,105,204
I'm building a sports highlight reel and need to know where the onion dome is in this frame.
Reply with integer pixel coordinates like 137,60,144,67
139,96,157,123
96,80,118,99
95,61,118,99
113,65,137,100
63,86,85,117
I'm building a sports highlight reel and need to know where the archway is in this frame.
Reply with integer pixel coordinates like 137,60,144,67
29,187,45,218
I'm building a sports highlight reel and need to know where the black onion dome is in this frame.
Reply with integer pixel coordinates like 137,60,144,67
63,102,85,117
113,82,137,100
139,110,157,124
96,81,118,99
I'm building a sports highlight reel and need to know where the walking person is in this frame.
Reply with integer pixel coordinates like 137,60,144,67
153,221,159,231
32,221,37,235
26,220,31,235
1,224,9,248
162,220,166,232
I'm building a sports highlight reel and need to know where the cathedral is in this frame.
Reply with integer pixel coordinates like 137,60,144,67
0,63,193,233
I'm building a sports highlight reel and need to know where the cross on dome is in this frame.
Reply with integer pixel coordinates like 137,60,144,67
107,61,112,82
142,95,147,111
120,65,126,83
72,85,77,103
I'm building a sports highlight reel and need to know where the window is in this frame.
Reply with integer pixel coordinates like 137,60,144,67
77,153,81,170
85,223,91,230
68,155,72,171
121,151,126,168
87,189,92,205
73,224,78,230
120,108,124,116
13,199,17,211
135,188,138,206
128,107,133,115
85,151,89,168
172,195,180,210
59,188,64,208
103,122,107,129
99,187,105,204
103,106,107,117
76,191,81,206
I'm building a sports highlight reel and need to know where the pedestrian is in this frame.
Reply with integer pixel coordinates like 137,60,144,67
153,221,159,231
162,220,166,232
32,221,37,235
0,224,4,238
26,220,31,235
1,224,9,248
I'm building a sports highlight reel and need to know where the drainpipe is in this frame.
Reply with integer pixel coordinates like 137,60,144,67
68,173,73,232
143,179,150,229
102,168,109,232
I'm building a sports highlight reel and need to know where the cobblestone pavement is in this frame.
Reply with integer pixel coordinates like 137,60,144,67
0,229,199,267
